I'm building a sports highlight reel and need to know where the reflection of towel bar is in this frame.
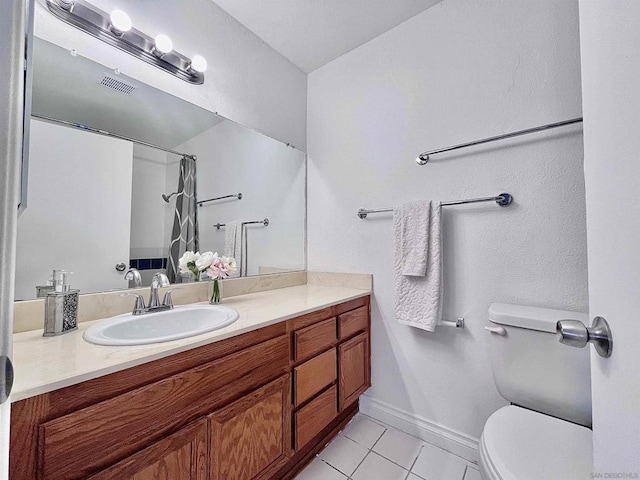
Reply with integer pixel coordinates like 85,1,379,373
197,193,242,207
214,218,269,230
441,318,465,329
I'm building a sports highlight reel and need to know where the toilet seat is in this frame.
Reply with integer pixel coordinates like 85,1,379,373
479,406,593,480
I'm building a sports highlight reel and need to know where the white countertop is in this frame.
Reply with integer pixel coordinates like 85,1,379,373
11,284,370,402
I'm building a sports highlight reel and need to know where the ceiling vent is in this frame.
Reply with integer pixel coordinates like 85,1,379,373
97,74,137,95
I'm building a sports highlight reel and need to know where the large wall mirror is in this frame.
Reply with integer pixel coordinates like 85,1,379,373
15,37,306,301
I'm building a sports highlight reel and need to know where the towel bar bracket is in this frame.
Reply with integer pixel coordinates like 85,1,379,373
441,318,465,329
496,193,512,206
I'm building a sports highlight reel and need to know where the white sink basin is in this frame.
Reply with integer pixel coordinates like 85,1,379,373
83,304,239,346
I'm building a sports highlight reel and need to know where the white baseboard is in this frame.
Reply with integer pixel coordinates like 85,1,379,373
359,395,480,464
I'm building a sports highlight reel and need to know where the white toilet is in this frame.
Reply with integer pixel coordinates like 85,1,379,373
479,303,594,480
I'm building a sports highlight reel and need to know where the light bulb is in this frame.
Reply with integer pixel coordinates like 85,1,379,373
110,10,132,34
190,55,207,73
154,34,173,55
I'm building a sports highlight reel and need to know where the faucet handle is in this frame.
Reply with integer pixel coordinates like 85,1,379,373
119,293,146,315
161,289,179,309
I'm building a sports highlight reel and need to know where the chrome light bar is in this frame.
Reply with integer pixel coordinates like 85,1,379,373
45,0,207,85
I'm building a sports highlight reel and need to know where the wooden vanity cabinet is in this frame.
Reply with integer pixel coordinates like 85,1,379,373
10,295,370,480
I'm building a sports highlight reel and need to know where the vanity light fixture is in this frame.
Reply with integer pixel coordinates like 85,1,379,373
46,0,206,85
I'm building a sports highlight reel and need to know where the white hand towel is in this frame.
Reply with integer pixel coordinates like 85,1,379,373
224,220,243,278
394,201,443,332
398,201,430,276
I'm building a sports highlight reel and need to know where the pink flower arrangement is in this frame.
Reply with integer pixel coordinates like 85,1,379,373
205,253,237,280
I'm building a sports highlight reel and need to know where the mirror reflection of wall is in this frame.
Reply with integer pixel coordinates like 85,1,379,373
14,38,306,301
15,119,134,300
175,119,305,278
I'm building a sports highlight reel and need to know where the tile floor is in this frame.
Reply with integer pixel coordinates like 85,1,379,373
295,414,481,480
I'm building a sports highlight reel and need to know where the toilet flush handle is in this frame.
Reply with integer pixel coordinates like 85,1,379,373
485,326,507,336
556,316,613,358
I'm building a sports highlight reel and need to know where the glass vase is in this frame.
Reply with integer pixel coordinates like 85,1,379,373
210,278,223,304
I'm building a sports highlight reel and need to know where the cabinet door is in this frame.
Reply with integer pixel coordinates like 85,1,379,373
209,375,290,480
87,419,207,480
338,331,370,411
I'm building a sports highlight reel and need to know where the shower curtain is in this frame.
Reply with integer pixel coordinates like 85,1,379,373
167,156,199,283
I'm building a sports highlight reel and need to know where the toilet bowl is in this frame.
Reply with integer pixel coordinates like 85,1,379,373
480,304,594,480
479,406,592,480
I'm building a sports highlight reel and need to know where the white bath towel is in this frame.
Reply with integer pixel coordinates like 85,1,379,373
224,221,244,278
394,201,443,331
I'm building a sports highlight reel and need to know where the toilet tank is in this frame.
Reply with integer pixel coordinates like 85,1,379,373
487,303,592,427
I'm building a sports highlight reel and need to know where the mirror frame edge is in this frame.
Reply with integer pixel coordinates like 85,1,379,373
18,0,35,216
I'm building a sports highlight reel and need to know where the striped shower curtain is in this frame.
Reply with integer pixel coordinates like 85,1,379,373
166,156,199,283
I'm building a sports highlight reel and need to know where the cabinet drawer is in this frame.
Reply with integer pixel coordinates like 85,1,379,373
339,306,369,340
294,317,337,361
294,385,338,450
294,348,337,406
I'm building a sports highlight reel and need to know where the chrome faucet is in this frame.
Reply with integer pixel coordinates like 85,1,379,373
120,272,174,315
124,268,142,288
149,272,170,309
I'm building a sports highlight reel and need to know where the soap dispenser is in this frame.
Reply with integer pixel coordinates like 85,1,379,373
35,270,55,298
43,269,79,336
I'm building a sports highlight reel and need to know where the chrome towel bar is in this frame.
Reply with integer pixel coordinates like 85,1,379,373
416,117,582,165
358,193,512,219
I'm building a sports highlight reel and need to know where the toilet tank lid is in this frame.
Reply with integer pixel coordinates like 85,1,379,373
488,303,588,333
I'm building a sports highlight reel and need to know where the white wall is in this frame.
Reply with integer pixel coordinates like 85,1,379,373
307,0,587,450
16,119,133,299
173,120,306,276
579,0,640,471
130,144,171,259
33,0,307,150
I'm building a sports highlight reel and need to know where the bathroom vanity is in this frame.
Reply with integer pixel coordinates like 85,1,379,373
9,286,371,480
